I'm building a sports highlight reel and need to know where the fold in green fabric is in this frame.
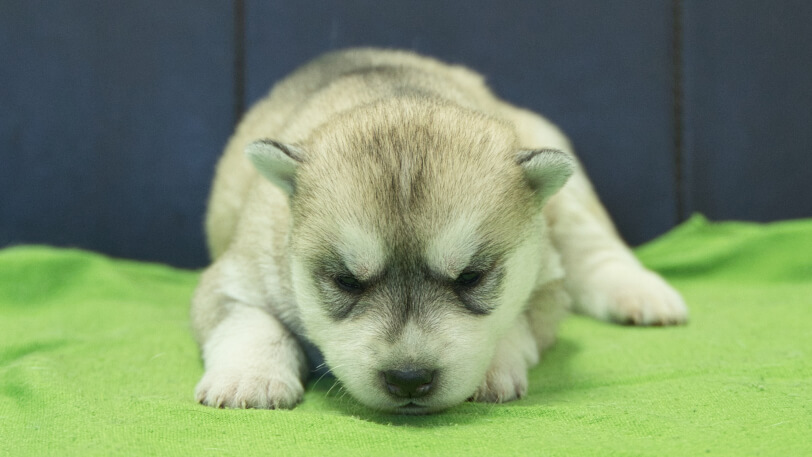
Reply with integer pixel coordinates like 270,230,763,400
2,215,810,456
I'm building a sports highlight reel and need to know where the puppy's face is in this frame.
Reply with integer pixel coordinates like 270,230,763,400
248,101,573,413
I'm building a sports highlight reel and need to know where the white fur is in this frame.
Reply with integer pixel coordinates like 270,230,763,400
424,214,482,278
194,305,306,409
471,315,538,403
191,48,688,413
337,223,386,281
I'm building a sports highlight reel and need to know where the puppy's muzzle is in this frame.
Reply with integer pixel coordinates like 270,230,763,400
383,369,436,399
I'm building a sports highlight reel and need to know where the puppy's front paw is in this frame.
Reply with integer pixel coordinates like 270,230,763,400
470,355,528,403
577,264,688,326
195,368,304,409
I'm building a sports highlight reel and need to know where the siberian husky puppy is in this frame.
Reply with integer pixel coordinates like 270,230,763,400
191,48,687,414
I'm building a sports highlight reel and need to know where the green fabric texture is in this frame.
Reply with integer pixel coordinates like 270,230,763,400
1,215,810,456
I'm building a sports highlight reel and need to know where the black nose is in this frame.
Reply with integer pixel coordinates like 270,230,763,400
383,369,435,398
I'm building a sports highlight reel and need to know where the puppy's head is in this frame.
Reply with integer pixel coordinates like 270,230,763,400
247,99,573,413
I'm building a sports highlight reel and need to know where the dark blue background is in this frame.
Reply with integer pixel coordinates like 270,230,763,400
2,1,810,268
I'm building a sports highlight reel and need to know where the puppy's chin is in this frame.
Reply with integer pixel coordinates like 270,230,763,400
341,374,482,415
391,402,446,415
361,398,455,415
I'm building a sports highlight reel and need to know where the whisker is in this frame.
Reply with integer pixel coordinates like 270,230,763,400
325,379,343,398
310,365,339,390
322,364,349,398
336,385,352,408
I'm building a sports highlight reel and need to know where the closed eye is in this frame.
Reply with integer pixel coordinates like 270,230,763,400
454,270,483,288
334,274,364,293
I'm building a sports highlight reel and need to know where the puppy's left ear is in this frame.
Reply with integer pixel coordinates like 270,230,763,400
517,149,576,202
245,139,304,196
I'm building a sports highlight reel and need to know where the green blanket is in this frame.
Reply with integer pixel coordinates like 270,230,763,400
2,215,810,456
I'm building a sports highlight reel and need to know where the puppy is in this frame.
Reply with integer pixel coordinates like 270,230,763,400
191,48,687,413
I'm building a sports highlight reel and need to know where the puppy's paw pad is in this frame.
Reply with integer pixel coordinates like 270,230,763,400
195,370,303,409
470,361,528,404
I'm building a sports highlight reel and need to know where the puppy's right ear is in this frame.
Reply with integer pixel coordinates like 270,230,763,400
245,139,304,196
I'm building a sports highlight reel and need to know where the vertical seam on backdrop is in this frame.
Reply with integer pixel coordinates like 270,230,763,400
672,0,686,222
234,0,246,125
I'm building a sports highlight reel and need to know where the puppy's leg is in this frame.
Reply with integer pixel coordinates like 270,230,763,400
471,314,538,403
502,106,686,325
194,305,306,409
525,279,572,352
545,171,688,325
192,261,307,409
